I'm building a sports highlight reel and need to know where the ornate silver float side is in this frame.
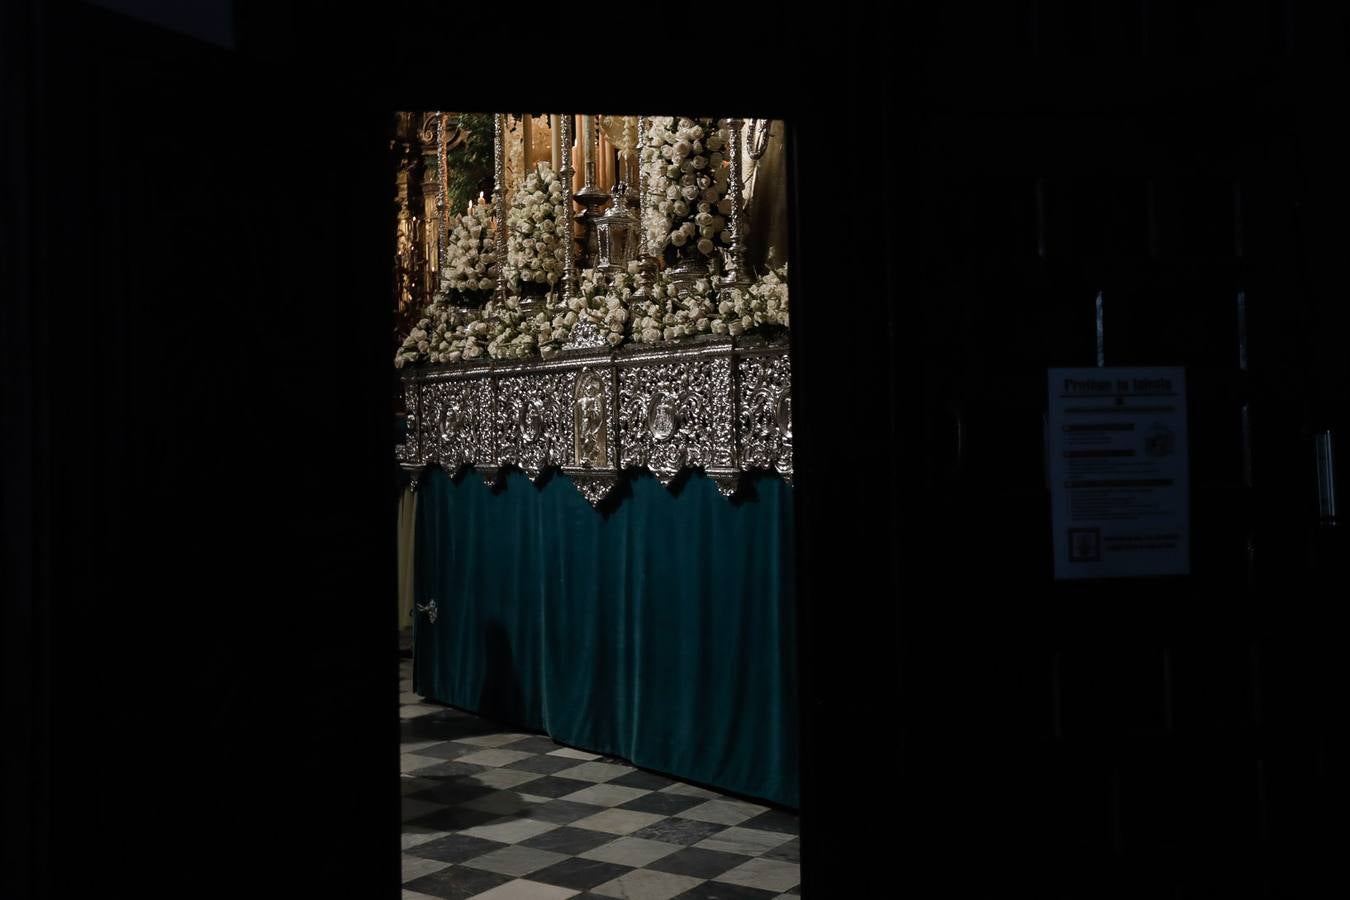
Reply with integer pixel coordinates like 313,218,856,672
395,337,790,506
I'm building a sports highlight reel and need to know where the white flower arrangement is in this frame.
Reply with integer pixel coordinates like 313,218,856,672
504,161,568,298
393,264,789,368
575,266,639,349
440,203,498,300
626,273,718,344
713,263,790,337
640,117,733,265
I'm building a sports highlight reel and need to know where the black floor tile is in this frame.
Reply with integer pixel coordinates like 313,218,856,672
507,754,583,775
519,825,619,856
406,806,503,833
514,775,595,799
739,809,799,836
629,817,727,846
527,856,636,890
646,846,749,879
403,864,514,899
762,837,799,863
609,769,678,791
416,741,485,760
405,832,510,864
618,791,707,816
672,882,780,899
522,798,609,826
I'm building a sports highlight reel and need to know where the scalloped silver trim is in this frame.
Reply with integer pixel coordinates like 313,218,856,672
396,341,790,505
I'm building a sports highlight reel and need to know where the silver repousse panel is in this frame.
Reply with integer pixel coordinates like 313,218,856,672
617,356,735,483
494,371,574,478
395,379,419,464
424,376,494,474
397,343,789,502
737,352,793,477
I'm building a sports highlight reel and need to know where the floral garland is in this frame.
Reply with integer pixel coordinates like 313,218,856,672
640,117,734,266
504,161,568,297
394,265,789,368
440,203,498,301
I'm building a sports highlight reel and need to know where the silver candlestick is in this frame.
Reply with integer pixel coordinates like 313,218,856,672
558,113,578,308
720,117,751,290
493,112,509,305
573,157,610,271
632,115,659,302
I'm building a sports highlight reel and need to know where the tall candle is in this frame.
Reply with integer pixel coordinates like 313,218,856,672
549,114,561,172
582,115,593,176
521,114,532,176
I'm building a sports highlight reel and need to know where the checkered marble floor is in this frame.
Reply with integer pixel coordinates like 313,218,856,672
400,659,801,899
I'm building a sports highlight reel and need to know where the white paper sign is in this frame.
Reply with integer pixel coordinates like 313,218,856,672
1047,367,1190,579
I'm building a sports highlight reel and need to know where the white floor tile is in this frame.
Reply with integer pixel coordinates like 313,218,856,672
470,879,581,899
579,836,682,867
715,856,801,893
400,855,452,883
546,747,602,760
590,868,703,900
568,807,666,836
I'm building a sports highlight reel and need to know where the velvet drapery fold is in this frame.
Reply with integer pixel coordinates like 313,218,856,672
412,466,798,808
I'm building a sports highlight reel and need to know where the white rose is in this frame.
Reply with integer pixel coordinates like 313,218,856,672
627,260,641,274
710,319,728,335
691,156,708,170
673,200,689,216
670,230,688,247
666,185,680,200
681,185,700,201
417,340,430,352
697,238,714,254
666,164,681,178
661,145,674,159
728,321,745,338
681,222,697,237
699,226,714,239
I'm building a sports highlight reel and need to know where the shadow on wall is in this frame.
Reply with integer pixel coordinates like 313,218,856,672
479,619,525,725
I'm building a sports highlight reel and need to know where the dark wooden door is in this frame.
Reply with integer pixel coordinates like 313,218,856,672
893,4,1349,895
